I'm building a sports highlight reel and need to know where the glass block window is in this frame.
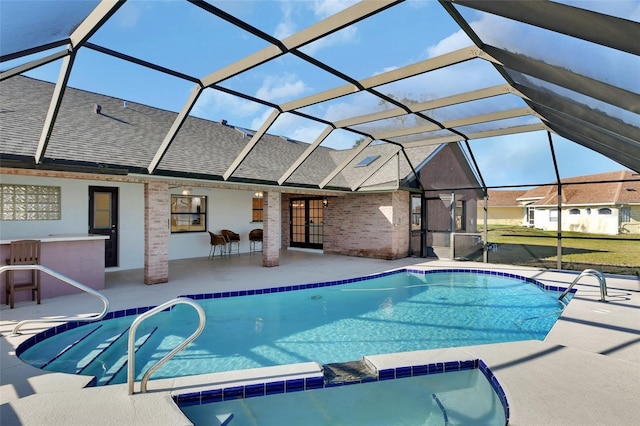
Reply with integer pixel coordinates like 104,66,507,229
0,184,61,220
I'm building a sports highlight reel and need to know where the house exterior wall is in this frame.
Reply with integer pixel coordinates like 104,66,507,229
0,169,265,272
477,206,524,226
418,145,481,256
323,192,409,259
621,205,640,234
534,206,621,235
0,171,145,271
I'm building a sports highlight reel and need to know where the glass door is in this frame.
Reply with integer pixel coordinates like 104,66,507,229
290,198,324,249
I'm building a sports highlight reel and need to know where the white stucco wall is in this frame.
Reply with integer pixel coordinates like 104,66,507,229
534,207,620,235
0,174,145,271
168,187,263,261
1,175,265,271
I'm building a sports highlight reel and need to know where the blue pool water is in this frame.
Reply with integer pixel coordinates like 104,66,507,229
18,269,570,386
177,360,508,426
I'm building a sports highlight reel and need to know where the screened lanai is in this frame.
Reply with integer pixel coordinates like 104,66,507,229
1,0,638,184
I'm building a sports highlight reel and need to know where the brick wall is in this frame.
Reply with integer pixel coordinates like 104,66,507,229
144,180,169,284
263,191,281,267
324,192,409,259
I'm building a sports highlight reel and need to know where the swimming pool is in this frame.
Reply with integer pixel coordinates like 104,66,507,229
18,268,572,386
176,359,509,426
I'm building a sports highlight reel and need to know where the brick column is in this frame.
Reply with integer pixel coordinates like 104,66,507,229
144,181,169,284
262,191,281,267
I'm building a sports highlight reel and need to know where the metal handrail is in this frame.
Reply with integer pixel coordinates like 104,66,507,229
0,264,110,336
559,268,608,302
127,297,205,395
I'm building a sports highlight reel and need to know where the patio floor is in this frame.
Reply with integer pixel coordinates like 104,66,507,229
1,251,639,425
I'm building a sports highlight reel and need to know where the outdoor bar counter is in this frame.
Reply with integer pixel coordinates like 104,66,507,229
1,234,108,306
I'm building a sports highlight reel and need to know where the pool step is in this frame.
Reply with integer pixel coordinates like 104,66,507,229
323,360,377,384
43,325,131,374
76,326,130,374
99,327,158,386
39,324,103,369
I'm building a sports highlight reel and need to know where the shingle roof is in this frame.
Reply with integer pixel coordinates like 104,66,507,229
486,189,528,207
521,170,640,206
0,76,440,191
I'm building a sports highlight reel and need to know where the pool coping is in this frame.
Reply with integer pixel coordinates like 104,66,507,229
2,257,639,425
173,358,510,425
14,267,575,359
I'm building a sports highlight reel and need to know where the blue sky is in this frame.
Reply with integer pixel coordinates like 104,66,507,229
6,0,635,188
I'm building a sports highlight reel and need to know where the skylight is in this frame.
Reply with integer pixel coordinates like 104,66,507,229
356,155,381,167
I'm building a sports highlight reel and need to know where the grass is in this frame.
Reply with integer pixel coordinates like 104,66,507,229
474,225,640,276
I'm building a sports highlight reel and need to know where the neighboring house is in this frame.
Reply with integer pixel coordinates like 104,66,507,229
0,76,481,289
477,171,640,235
477,190,527,226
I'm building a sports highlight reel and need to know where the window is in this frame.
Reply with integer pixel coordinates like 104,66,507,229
569,208,580,215
585,207,591,215
598,208,612,215
252,196,264,222
455,200,466,231
411,195,421,231
171,195,206,233
0,184,61,220
550,209,558,222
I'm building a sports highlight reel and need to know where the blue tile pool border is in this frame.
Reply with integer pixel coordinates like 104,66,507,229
15,267,573,361
173,358,510,425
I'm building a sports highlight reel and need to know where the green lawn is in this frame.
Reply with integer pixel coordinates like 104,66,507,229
476,225,640,276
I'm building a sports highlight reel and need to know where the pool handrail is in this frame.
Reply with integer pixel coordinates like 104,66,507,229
558,268,608,302
127,297,206,395
0,264,110,336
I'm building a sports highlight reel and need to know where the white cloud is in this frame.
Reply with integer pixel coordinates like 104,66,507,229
312,0,359,18
115,1,151,28
192,88,264,123
299,25,358,55
274,1,296,39
255,74,309,102
424,30,473,58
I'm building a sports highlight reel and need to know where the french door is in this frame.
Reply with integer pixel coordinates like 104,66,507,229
290,198,324,249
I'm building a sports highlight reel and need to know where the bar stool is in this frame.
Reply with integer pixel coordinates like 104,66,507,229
5,240,41,309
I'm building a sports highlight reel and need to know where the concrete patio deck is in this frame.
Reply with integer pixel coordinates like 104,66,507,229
1,251,639,425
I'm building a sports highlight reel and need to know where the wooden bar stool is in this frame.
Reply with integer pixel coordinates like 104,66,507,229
5,240,41,309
